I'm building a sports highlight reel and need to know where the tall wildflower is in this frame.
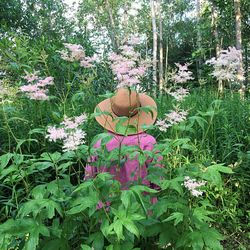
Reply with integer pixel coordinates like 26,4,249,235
20,71,54,101
58,43,98,68
109,35,149,88
46,114,87,152
156,109,188,132
183,176,206,197
205,46,244,82
171,63,194,84
167,87,190,102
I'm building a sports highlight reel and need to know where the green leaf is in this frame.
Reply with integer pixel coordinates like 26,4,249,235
202,227,223,250
136,105,156,119
130,185,157,194
40,152,61,162
122,219,140,238
0,153,13,170
41,239,70,250
32,161,53,171
18,199,62,219
121,190,133,209
188,231,204,250
16,139,38,151
161,177,183,195
81,244,92,250
163,212,184,226
0,165,18,180
67,196,98,215
113,220,124,241
193,207,214,223
73,181,93,193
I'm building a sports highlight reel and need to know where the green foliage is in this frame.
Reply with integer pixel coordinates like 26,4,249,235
0,0,249,248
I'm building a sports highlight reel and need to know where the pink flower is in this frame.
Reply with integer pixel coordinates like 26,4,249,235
20,84,39,93
62,129,86,152
165,110,188,125
167,87,190,102
109,39,149,89
28,90,49,100
58,43,98,68
37,77,54,87
206,46,244,82
171,63,194,84
46,127,66,142
128,36,141,45
23,71,40,82
20,75,54,101
46,113,87,152
183,176,206,197
155,119,171,132
156,109,188,132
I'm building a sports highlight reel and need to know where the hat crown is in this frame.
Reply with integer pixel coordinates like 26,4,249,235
111,88,140,117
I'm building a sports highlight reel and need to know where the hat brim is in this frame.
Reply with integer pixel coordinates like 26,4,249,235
94,93,157,135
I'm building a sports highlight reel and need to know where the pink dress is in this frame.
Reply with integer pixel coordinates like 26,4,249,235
85,132,160,189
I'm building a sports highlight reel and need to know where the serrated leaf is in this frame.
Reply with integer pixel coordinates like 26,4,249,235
113,220,124,241
163,212,184,226
122,219,139,238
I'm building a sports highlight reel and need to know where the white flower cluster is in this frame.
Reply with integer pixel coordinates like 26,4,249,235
206,46,244,82
58,43,98,68
183,176,206,197
171,63,194,84
46,114,87,152
167,87,190,102
156,109,188,132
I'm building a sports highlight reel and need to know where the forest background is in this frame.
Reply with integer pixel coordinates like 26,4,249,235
0,0,250,249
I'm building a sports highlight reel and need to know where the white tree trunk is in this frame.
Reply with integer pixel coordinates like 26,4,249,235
234,0,245,97
158,0,164,93
150,0,158,91
106,0,119,50
211,0,223,92
196,0,202,83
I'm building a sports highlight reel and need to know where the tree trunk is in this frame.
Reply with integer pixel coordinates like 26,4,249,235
158,0,164,93
211,0,223,92
106,0,119,50
164,37,169,87
196,0,202,84
211,1,220,57
244,43,248,88
234,0,245,98
150,0,158,92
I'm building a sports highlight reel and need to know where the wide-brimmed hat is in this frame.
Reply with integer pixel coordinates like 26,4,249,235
94,88,157,135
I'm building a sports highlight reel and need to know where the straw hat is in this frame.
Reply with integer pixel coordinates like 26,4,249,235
95,88,157,135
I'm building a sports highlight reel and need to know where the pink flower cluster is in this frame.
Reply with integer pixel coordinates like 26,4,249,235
20,71,54,101
46,114,87,152
183,176,206,197
171,63,194,84
167,87,190,102
206,46,244,81
109,37,149,88
156,109,188,132
58,43,98,68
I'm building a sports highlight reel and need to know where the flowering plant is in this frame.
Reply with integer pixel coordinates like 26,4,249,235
20,71,54,100
206,46,244,82
109,36,149,89
58,43,98,68
46,113,87,152
171,63,194,84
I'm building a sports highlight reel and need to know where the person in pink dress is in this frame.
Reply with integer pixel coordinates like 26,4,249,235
85,88,162,190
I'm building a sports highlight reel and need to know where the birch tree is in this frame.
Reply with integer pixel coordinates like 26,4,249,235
150,0,158,89
196,0,202,83
157,0,164,93
234,0,245,95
